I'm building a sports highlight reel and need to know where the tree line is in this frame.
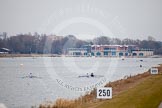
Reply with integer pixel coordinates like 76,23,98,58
0,34,162,55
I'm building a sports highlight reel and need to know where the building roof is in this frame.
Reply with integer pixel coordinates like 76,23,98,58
91,45,136,47
0,48,11,51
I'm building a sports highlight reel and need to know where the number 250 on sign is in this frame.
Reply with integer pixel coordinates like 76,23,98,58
97,87,112,99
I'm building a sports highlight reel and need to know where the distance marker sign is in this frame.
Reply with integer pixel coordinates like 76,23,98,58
97,87,112,99
150,68,158,74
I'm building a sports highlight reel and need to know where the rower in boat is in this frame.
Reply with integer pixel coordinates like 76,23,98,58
78,73,103,78
86,73,89,77
21,73,42,79
90,73,94,77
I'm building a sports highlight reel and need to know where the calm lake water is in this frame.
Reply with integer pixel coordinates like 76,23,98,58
0,57,162,108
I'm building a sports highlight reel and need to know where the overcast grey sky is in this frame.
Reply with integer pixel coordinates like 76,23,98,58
0,0,162,40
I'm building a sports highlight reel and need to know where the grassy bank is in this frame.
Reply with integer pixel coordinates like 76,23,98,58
89,74,162,108
38,65,162,108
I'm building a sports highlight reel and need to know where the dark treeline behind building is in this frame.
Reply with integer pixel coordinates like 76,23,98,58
0,33,162,55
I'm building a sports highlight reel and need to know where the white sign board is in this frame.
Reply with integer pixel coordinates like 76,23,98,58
97,87,112,99
150,68,158,74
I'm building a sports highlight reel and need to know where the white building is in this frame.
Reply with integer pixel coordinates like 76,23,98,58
67,45,154,57
132,49,154,57
67,48,88,56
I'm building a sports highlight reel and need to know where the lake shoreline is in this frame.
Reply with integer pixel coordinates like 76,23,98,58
38,64,162,108
0,54,162,58
0,54,62,58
